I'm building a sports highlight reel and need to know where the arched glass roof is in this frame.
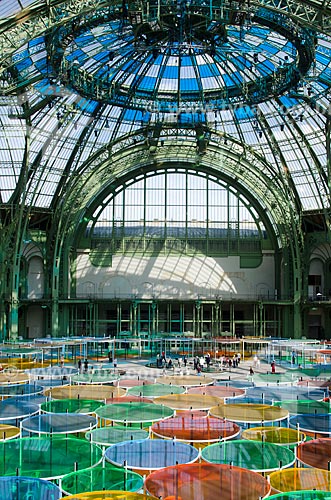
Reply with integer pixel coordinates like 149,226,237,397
0,0,330,223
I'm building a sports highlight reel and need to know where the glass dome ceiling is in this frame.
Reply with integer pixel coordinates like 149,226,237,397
63,18,302,109
0,0,331,222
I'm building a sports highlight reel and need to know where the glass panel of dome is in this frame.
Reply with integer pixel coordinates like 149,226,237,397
1,167,18,189
0,0,38,19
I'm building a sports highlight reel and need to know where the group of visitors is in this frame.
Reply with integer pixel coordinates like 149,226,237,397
77,358,89,373
156,352,174,369
219,353,241,369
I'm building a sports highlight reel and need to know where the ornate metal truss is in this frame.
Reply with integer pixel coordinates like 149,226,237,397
0,0,331,85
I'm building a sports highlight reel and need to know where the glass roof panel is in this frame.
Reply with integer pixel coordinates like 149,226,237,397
0,0,41,19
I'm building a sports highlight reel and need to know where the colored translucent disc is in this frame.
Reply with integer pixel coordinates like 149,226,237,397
105,439,199,470
275,400,331,414
105,396,153,404
269,492,331,500
210,403,289,423
201,440,295,472
155,375,214,387
242,426,305,445
0,399,39,421
289,414,331,435
21,413,98,435
290,368,322,379
226,396,273,405
86,426,149,446
45,385,125,400
30,379,70,389
0,424,20,441
153,394,222,411
61,465,144,495
117,379,152,389
251,372,297,385
8,395,48,406
187,385,245,399
0,373,29,385
0,383,44,398
72,370,120,385
0,476,61,500
246,386,326,402
297,438,331,469
145,463,271,500
96,402,174,424
269,467,331,493
127,384,185,398
41,399,104,414
297,379,331,388
151,415,240,442
65,492,159,500
0,436,103,479
216,380,254,389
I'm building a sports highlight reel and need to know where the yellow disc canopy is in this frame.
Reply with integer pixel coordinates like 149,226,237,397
154,393,223,410
209,403,289,423
45,384,125,400
242,426,305,445
269,467,331,493
0,424,20,441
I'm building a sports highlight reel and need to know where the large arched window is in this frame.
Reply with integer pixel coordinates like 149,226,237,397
87,171,269,257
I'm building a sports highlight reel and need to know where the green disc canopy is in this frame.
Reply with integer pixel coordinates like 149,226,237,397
0,436,103,479
274,400,331,415
268,492,331,500
72,370,120,385
86,426,149,446
127,384,185,398
41,399,104,414
95,402,174,424
61,465,144,495
201,440,296,472
251,373,297,385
